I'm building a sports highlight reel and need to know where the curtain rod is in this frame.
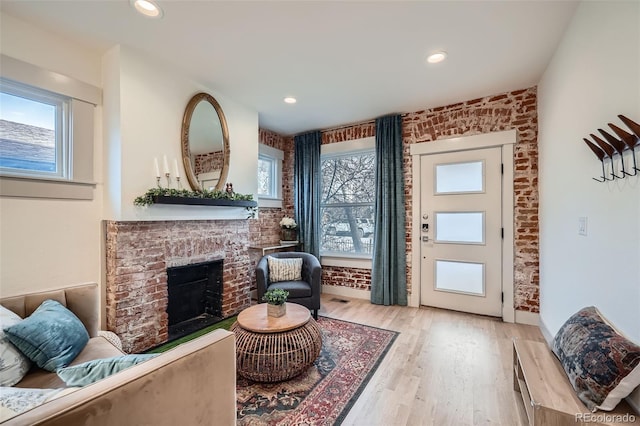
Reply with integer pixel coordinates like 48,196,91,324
320,113,410,134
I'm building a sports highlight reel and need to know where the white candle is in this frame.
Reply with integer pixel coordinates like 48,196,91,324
174,158,180,178
163,155,169,175
154,158,160,178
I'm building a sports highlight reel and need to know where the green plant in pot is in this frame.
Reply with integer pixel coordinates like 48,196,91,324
262,288,289,318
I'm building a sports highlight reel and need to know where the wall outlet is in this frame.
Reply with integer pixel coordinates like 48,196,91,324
578,217,588,236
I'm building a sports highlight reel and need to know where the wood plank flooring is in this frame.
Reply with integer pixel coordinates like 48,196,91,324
318,294,544,426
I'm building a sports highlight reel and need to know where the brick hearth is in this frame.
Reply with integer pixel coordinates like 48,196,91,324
105,220,253,353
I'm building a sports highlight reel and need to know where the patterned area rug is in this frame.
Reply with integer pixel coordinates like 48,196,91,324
236,317,398,426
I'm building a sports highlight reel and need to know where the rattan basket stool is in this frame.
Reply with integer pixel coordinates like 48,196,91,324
231,302,322,382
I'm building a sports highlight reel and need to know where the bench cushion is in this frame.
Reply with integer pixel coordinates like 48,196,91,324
552,306,640,411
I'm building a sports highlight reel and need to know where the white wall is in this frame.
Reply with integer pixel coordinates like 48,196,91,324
538,1,639,342
0,12,260,301
103,46,259,221
0,13,104,297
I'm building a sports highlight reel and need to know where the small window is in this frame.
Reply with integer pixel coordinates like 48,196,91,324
258,144,283,208
0,55,99,200
258,154,277,197
0,78,70,179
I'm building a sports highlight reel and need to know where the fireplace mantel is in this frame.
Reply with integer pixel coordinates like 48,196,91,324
152,195,257,208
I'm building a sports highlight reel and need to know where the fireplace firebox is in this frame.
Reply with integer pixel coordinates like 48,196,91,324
166,259,223,341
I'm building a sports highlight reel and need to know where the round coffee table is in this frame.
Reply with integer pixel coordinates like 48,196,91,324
231,303,322,382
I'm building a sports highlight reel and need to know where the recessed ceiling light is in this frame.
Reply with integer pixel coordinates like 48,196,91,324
131,0,164,18
427,51,447,64
284,97,297,104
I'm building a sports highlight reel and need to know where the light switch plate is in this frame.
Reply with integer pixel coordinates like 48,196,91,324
578,217,588,236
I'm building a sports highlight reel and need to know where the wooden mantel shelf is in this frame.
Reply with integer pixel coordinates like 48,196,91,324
152,195,257,208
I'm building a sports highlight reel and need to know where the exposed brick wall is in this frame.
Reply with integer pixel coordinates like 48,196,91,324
105,220,253,353
322,267,371,291
403,87,539,312
256,129,295,239
322,122,375,145
194,151,224,175
276,87,539,312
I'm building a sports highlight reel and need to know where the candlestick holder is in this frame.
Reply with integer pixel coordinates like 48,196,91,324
165,172,171,188
156,177,161,188
176,176,182,189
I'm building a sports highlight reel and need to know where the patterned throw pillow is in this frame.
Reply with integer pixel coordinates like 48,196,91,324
267,257,303,283
0,306,31,386
551,306,640,412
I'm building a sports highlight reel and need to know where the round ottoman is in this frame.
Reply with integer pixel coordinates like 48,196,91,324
231,303,322,382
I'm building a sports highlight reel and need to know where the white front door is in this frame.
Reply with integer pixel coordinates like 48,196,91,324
419,147,503,317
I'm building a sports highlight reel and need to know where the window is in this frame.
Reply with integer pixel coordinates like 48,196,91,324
321,138,376,258
0,78,69,179
257,144,283,208
258,155,276,196
0,55,100,200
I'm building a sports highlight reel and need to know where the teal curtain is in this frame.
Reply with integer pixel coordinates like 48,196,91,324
294,131,321,257
371,115,407,306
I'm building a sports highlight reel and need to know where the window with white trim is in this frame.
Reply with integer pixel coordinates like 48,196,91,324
0,55,99,200
320,137,376,259
257,144,283,208
0,78,70,179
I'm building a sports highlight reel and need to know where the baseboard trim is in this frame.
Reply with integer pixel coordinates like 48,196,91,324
322,285,370,301
538,315,554,346
514,310,540,327
627,388,640,415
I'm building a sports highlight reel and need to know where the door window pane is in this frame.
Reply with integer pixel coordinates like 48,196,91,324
435,260,484,296
435,212,484,244
435,161,483,193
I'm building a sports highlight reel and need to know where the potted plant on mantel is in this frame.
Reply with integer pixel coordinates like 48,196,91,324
262,288,289,318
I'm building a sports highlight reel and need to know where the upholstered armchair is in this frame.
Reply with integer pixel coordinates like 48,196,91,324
256,252,321,319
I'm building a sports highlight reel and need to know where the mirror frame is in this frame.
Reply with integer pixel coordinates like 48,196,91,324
181,92,230,192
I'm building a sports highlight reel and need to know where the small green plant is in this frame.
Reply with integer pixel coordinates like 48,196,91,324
134,187,254,206
262,288,289,305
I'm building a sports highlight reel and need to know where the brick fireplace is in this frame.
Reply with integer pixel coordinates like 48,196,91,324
105,220,253,353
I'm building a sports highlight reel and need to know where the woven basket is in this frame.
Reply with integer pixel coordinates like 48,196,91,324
232,319,322,382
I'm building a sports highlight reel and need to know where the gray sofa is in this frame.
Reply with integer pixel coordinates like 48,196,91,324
1,283,236,425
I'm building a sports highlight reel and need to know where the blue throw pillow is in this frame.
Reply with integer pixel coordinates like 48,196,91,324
3,299,89,372
57,354,158,386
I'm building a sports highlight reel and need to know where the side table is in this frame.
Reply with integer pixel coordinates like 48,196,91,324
231,303,322,382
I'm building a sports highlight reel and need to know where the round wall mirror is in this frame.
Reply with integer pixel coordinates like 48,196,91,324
181,92,230,192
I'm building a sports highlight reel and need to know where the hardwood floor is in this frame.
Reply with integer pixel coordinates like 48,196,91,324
318,294,544,426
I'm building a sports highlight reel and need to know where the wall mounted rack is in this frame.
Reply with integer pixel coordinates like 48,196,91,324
582,114,640,182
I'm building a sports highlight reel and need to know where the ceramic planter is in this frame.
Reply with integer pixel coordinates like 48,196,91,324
267,303,286,318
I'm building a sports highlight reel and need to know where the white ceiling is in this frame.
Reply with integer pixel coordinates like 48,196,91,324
0,0,579,136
